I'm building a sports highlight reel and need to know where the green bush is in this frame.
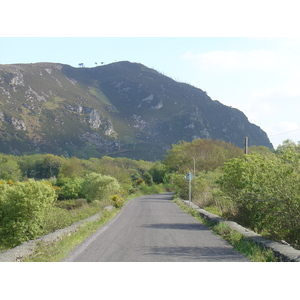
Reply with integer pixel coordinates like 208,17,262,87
149,162,167,184
143,172,154,186
90,200,102,207
0,159,22,181
138,182,166,195
81,172,120,202
191,177,212,207
165,172,211,204
56,176,84,200
42,207,73,234
218,151,300,245
0,180,57,247
165,173,188,198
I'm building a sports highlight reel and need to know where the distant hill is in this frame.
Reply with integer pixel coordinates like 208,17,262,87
0,61,273,160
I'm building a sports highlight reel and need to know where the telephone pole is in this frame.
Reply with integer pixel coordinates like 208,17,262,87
244,137,248,155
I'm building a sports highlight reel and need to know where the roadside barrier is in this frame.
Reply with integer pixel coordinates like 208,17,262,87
183,200,300,262
0,205,114,262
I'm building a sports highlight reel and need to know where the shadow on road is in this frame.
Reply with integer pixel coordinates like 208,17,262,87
141,223,210,231
142,245,249,261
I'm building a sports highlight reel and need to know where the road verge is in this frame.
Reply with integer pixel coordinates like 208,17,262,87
0,205,114,262
181,199,300,262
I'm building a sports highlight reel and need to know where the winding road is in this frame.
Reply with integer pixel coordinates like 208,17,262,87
63,193,249,262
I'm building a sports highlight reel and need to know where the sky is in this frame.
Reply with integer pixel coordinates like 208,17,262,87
1,1,300,150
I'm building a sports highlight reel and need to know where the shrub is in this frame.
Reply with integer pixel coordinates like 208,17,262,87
90,200,102,207
41,207,73,234
138,182,166,195
56,176,84,200
110,195,124,208
135,178,145,186
81,172,120,202
0,180,57,247
218,152,300,245
165,173,188,199
143,172,154,186
149,162,167,184
0,159,22,181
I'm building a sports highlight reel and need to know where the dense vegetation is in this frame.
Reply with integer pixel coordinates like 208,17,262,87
0,154,161,248
165,139,300,249
1,138,300,252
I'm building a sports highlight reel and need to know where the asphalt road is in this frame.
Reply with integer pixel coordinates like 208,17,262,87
62,193,249,262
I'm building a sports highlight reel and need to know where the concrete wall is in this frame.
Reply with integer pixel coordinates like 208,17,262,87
0,206,114,262
184,200,300,262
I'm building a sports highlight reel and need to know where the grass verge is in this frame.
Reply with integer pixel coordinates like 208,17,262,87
173,197,279,262
23,209,120,262
23,192,147,262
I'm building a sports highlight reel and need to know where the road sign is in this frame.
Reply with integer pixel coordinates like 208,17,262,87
185,171,194,182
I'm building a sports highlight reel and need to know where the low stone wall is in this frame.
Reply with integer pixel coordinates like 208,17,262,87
183,200,300,262
0,205,114,262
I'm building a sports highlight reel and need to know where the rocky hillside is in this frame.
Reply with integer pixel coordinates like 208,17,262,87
0,61,272,160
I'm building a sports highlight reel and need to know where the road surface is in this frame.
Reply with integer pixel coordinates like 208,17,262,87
63,193,249,262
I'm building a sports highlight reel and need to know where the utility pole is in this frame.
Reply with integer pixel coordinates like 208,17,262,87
244,136,248,155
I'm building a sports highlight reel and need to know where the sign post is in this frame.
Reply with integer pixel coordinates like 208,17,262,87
185,171,194,207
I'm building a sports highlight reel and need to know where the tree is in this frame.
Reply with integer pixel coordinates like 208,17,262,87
35,154,65,179
18,154,66,179
276,139,299,153
59,156,85,178
248,145,272,156
163,139,243,173
149,162,167,184
0,159,22,181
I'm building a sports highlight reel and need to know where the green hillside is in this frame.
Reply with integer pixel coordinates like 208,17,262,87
0,61,273,160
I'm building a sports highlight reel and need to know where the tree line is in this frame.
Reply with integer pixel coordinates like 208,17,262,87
164,139,300,249
1,138,300,250
0,154,157,248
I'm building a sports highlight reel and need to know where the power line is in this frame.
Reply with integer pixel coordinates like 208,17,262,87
269,128,300,137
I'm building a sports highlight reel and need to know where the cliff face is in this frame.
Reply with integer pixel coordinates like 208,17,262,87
0,61,272,160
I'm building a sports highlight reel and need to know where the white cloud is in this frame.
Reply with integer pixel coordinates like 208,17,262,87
182,49,279,71
181,39,300,148
245,86,300,147
252,85,300,102
182,40,300,75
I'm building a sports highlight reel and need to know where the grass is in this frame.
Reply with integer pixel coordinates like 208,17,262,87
23,193,141,262
173,197,279,262
23,209,119,262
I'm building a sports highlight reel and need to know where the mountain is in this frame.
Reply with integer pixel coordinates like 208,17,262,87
0,61,273,160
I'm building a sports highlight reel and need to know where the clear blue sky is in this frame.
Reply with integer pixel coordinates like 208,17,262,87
1,1,300,149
